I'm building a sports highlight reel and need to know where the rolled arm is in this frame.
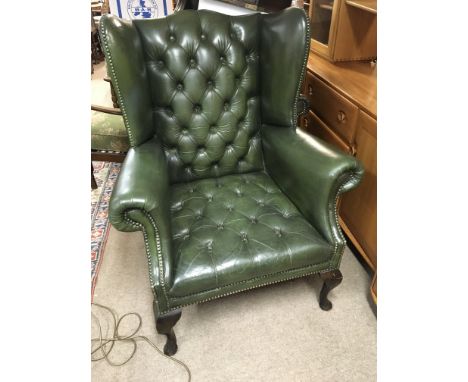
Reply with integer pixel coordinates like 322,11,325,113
262,124,363,265
109,138,173,294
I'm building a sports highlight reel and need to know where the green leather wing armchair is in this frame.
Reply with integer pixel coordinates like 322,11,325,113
100,8,363,356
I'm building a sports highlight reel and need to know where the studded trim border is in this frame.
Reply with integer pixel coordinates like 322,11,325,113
329,173,360,266
99,18,136,147
165,265,335,314
123,211,169,311
292,8,311,128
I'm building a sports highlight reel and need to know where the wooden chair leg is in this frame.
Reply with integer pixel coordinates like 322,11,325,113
155,307,182,356
319,270,343,311
91,163,98,189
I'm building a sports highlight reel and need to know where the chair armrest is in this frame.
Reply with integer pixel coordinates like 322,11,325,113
262,124,363,265
91,104,122,115
109,138,173,290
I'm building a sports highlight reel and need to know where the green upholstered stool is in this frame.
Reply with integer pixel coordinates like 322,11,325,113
91,109,129,153
91,105,129,189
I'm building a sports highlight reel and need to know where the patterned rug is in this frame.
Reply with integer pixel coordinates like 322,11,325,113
91,161,121,298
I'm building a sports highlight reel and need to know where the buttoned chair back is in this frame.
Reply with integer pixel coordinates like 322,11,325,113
100,8,309,183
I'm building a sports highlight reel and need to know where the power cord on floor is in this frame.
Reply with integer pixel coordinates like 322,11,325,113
91,302,191,381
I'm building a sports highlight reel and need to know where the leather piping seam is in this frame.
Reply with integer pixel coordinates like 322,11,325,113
165,265,335,314
100,20,136,147
292,9,311,128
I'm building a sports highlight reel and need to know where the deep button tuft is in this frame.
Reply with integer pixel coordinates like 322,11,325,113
176,83,183,90
207,80,214,87
250,217,258,224
194,104,201,113
169,34,175,41
217,223,224,230
275,228,283,238
200,33,206,40
209,125,217,133
189,58,196,68
207,195,213,202
157,60,164,68
224,102,230,111
240,232,248,242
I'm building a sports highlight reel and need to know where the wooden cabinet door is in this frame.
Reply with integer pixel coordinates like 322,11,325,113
340,111,377,269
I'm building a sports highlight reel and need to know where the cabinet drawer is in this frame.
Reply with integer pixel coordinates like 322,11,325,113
301,111,352,155
305,73,358,144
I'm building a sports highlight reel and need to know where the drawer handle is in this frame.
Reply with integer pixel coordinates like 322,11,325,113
337,110,347,124
308,85,313,97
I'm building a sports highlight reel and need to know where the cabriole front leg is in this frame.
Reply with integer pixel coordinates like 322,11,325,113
319,270,343,311
154,302,182,356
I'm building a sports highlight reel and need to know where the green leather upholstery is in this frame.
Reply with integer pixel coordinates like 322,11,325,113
101,8,363,316
91,110,130,152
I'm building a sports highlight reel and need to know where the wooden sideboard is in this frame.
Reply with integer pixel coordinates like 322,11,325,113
299,51,377,303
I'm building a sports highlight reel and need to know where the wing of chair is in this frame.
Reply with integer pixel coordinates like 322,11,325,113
100,8,363,355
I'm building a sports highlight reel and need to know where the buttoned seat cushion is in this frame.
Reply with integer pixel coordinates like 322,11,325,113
168,172,333,297
91,110,130,152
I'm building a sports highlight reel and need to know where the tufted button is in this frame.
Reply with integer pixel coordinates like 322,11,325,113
227,206,234,212
240,232,248,242
200,33,206,40
209,125,217,133
196,213,202,220
224,102,230,111
258,201,265,207
157,60,164,68
220,55,225,62
169,34,175,41
176,83,183,90
180,127,188,135
207,80,214,87
217,223,224,230
207,195,213,202
275,228,282,238
250,217,258,224
189,58,196,68
189,188,194,193
236,190,243,197
193,104,201,113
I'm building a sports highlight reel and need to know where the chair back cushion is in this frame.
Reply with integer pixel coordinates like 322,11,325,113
134,11,263,182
